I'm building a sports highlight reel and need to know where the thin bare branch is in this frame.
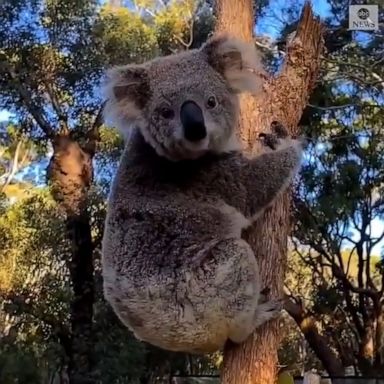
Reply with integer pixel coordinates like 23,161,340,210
173,10,195,49
81,102,105,156
307,103,356,111
91,102,106,133
43,80,69,134
324,57,384,88
1,140,22,192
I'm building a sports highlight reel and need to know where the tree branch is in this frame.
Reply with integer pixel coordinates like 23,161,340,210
0,53,55,139
0,140,22,192
324,57,384,89
173,9,195,49
294,198,366,335
295,196,377,298
43,80,69,134
284,295,345,376
82,102,105,156
307,103,356,110
90,102,105,134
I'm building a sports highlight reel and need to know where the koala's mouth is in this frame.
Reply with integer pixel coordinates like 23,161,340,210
182,136,209,152
161,137,210,161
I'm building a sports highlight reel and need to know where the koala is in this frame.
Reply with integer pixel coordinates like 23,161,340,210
101,34,304,354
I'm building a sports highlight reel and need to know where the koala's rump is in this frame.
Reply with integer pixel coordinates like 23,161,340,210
102,247,232,352
102,197,259,352
103,243,259,353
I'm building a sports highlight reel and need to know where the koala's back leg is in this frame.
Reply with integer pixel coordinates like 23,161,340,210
191,238,264,345
253,299,283,327
229,299,283,344
203,239,282,345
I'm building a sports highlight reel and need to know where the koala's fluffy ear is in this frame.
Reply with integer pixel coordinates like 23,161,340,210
102,65,150,129
201,34,266,95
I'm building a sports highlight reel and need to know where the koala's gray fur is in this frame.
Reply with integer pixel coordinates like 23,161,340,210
101,34,304,354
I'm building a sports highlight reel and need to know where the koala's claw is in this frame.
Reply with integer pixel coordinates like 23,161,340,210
270,121,309,149
263,298,284,312
258,132,279,150
258,287,271,304
270,121,289,138
259,120,309,151
254,298,283,327
189,239,221,268
258,121,290,150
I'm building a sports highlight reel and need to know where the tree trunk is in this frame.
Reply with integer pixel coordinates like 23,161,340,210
374,303,384,372
214,2,324,383
358,320,375,375
47,133,96,384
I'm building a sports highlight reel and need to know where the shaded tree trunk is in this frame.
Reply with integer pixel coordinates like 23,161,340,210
214,1,324,383
374,303,384,372
358,320,375,375
47,131,98,384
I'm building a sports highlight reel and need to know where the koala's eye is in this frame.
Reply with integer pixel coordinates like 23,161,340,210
160,107,175,119
206,96,217,109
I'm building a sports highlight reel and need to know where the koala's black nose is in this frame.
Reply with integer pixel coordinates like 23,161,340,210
180,101,207,142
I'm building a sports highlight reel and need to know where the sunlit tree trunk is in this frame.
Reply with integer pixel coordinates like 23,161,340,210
214,1,324,383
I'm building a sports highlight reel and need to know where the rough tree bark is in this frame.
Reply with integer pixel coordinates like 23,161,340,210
214,1,324,383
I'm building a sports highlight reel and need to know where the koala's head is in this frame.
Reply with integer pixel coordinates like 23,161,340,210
103,34,265,161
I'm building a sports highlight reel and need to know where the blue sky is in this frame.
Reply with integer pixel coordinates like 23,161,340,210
256,0,332,37
0,110,12,122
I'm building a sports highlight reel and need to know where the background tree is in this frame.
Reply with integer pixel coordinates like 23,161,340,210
0,0,215,382
275,0,384,378
284,3,384,377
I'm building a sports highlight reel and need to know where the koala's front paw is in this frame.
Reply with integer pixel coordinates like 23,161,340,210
270,121,289,138
259,298,284,313
258,286,271,304
254,298,284,328
259,121,307,151
258,121,289,150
